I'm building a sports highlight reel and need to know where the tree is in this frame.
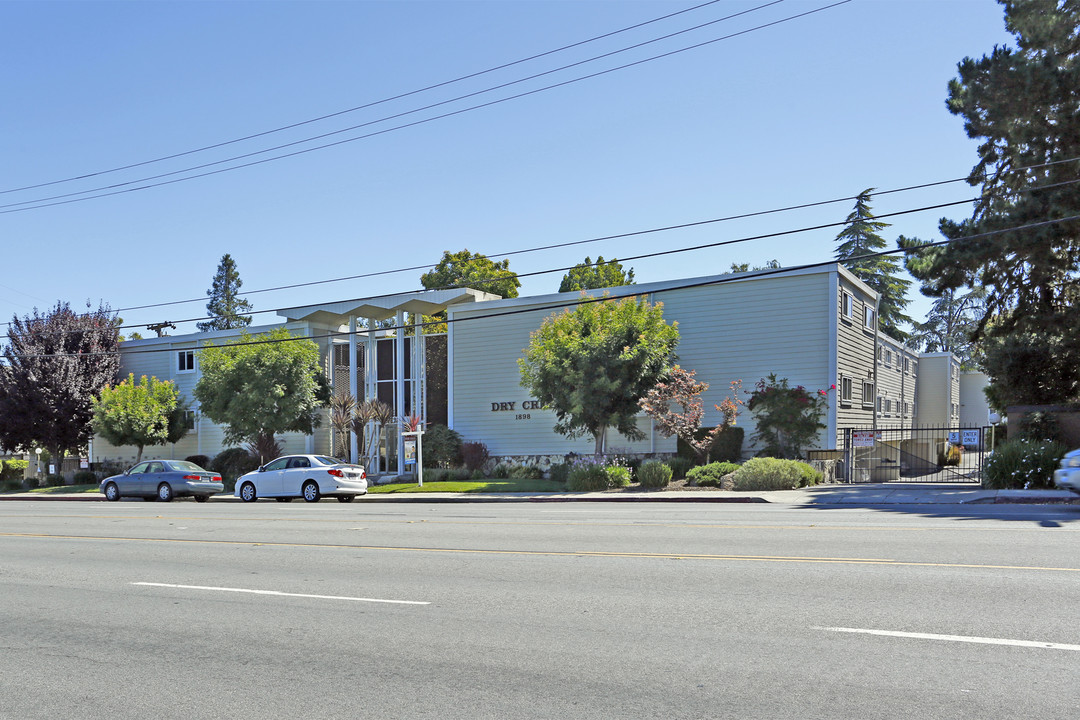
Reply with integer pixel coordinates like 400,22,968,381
193,328,326,456
904,0,1080,404
746,374,830,459
834,190,912,340
639,367,742,465
558,256,635,292
729,260,781,273
197,253,253,332
0,302,121,470
906,285,986,369
92,374,187,463
420,249,520,298
518,293,679,454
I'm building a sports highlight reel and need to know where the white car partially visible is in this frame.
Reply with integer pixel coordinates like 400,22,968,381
1053,449,1080,495
235,454,367,503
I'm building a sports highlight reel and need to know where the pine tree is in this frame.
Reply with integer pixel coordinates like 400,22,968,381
197,254,252,332
834,189,912,341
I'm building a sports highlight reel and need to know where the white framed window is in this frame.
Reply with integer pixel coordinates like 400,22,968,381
876,397,883,413
903,357,910,373
840,376,853,405
912,361,919,375
862,381,874,407
178,350,195,373
842,292,854,320
884,349,892,367
877,346,884,364
864,305,876,330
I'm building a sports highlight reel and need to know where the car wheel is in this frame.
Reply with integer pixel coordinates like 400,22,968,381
194,495,209,503
337,495,354,503
157,483,174,502
104,482,121,501
275,497,292,503
240,482,257,503
302,481,320,503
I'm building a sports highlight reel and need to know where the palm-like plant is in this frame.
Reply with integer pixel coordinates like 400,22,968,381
329,393,356,461
354,399,394,472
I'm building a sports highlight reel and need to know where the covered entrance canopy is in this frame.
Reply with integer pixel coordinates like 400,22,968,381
277,288,498,476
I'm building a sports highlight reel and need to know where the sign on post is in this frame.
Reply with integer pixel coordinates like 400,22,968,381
852,431,878,448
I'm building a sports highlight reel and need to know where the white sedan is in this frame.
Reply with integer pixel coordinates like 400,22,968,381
235,455,367,503
1054,448,1080,495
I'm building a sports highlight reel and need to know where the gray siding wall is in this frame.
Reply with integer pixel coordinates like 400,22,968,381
834,276,878,438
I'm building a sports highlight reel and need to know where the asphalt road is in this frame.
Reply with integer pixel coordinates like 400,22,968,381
2,500,1079,719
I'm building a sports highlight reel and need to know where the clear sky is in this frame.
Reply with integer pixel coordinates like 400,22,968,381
1,0,1012,338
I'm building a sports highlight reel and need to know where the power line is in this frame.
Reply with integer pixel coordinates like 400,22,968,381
16,210,1080,359
0,1,851,214
0,0,736,197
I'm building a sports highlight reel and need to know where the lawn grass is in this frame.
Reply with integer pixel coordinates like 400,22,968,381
368,477,567,494
27,483,100,494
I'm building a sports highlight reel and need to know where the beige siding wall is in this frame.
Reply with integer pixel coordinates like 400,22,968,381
450,269,840,457
874,336,920,430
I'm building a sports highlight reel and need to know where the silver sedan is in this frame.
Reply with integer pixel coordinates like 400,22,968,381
100,460,224,502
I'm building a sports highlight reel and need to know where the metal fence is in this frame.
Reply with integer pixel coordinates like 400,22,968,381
841,426,988,484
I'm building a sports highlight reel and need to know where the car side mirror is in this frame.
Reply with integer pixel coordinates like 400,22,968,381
258,465,265,472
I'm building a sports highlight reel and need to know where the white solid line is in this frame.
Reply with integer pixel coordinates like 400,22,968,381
813,626,1080,652
132,582,429,605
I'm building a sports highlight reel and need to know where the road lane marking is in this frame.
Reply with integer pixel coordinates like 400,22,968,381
131,582,429,605
813,626,1080,651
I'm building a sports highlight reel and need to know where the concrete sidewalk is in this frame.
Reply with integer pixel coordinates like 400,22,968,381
2,483,1078,505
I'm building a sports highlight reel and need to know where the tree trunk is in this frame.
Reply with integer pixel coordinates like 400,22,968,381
593,427,607,457
135,446,144,464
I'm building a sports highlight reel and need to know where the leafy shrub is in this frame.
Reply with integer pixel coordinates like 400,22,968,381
2,477,24,492
747,375,829,459
451,468,473,482
45,473,66,487
1,459,29,483
795,461,823,487
211,448,260,491
686,461,741,487
424,424,463,468
677,426,745,464
605,465,632,488
731,458,804,491
983,439,1067,489
424,468,451,482
1016,411,1061,443
185,455,211,470
73,470,97,484
548,463,570,483
461,442,489,473
490,463,511,478
508,464,544,479
567,462,609,491
666,456,694,480
638,460,672,488
470,469,486,480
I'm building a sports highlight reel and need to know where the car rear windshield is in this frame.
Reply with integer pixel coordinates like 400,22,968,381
313,456,342,466
169,461,205,471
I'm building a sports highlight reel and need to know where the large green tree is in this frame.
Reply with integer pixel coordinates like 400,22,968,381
0,302,121,469
92,373,189,462
420,249,520,298
558,256,635,292
518,294,679,454
905,0,1080,404
907,285,986,369
834,190,912,341
193,328,327,454
197,253,253,332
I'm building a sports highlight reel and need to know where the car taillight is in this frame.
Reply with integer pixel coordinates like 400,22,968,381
182,475,200,480
327,468,344,477
360,470,366,479
212,475,222,482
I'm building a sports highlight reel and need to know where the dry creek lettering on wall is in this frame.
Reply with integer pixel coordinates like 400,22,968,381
490,399,542,421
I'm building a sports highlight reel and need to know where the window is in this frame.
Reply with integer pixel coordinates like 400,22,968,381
842,292,854,320
840,376,853,405
862,381,874,407
863,306,876,330
876,397,883,413
912,361,918,375
178,350,195,373
181,410,196,431
877,346,884,364
884,349,892,367
903,358,910,373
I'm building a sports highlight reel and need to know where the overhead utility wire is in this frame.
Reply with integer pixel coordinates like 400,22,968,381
26,211,1080,359
0,0,736,197
59,159,1080,323
0,0,789,210
0,0,851,214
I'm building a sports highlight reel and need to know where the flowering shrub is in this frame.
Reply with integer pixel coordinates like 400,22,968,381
565,455,632,491
747,374,829,459
983,439,1067,489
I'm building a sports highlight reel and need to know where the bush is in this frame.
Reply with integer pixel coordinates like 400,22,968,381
1,477,24,492
795,461,823,487
185,455,211,469
686,461,741,487
666,456,694,480
490,463,511,478
548,463,570,483
424,424,463,468
1016,411,1061,443
450,468,473,482
567,462,609,491
638,460,672,488
211,448,260,492
677,426,745,464
1,459,29,483
605,465,632,488
731,458,804,491
73,470,97,484
470,469,486,480
508,464,544,480
983,439,1067,489
425,468,451,482
45,473,66,487
461,441,489,473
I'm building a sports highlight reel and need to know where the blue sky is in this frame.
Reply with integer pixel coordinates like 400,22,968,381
1,0,1011,337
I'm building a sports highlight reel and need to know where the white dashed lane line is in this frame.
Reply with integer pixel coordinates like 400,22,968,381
132,582,429,605
814,626,1080,652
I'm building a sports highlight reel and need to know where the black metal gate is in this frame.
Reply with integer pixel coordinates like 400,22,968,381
841,426,988,484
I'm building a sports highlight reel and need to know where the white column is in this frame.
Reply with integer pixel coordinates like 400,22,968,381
349,316,359,463
395,309,405,476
